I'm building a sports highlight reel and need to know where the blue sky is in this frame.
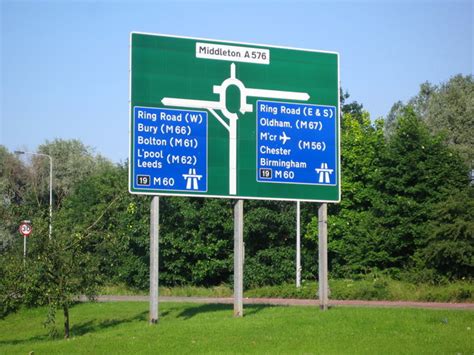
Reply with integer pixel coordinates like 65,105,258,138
1,0,472,162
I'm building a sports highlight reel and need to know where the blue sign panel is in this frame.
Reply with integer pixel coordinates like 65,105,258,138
257,100,337,186
132,106,207,192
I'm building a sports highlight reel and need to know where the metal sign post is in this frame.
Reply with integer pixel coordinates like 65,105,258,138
318,203,328,310
296,201,301,288
233,200,244,317
150,196,159,324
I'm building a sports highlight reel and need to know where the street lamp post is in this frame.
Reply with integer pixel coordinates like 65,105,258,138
14,150,53,240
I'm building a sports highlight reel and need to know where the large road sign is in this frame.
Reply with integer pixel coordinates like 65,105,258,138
129,33,340,202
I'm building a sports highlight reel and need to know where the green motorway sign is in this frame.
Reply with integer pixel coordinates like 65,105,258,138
129,33,340,202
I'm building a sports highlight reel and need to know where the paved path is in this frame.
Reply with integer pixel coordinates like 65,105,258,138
85,295,474,310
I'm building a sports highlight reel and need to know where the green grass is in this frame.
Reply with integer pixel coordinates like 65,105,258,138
1,302,472,354
101,278,474,302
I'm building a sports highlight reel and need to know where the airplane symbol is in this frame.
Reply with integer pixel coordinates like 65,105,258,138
279,131,291,145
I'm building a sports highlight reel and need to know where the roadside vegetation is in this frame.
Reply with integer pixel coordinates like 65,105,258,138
101,277,473,303
1,75,473,338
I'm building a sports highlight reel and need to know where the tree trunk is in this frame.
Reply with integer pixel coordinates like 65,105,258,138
63,304,70,339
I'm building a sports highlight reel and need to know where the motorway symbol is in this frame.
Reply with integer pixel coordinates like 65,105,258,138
315,163,334,183
183,168,203,190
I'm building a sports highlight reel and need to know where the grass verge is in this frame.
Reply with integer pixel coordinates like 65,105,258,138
1,302,472,354
101,278,473,303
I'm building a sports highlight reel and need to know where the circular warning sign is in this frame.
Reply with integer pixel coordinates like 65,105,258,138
19,222,32,237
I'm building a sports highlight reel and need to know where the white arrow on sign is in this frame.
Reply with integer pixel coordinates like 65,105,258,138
162,63,310,195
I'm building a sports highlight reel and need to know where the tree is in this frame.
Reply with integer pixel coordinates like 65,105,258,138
415,187,474,280
42,221,102,338
340,89,364,122
61,163,236,289
385,100,405,137
375,107,468,272
423,75,473,165
33,139,112,208
2,139,113,255
385,75,473,166
0,250,29,318
0,211,105,338
0,141,114,338
0,146,29,251
56,162,153,289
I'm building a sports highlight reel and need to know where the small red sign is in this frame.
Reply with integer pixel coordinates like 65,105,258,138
19,223,32,237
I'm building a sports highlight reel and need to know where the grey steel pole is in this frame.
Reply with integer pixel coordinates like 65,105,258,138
150,196,159,324
234,199,244,317
23,236,26,265
318,203,328,310
296,201,301,288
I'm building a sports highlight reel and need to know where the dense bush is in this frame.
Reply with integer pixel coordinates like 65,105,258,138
244,246,295,288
